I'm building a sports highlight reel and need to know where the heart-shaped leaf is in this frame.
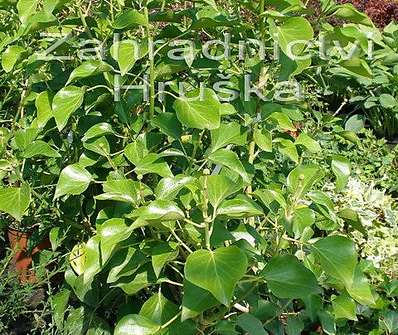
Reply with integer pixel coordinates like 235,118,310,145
173,88,221,130
184,246,247,305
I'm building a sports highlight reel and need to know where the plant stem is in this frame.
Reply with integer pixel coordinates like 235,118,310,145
144,6,155,121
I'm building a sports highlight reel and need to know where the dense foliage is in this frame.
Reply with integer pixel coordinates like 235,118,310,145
0,0,397,334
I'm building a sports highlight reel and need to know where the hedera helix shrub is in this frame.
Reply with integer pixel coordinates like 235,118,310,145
1,0,398,334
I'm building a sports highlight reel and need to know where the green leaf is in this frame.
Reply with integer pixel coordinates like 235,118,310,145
98,218,132,265
51,289,70,329
287,164,323,199
0,183,31,221
312,236,357,287
210,122,247,152
130,200,185,223
182,280,219,321
152,112,182,139
217,195,263,218
277,139,299,163
331,155,350,192
338,58,372,79
173,88,221,130
22,140,60,158
345,115,365,133
206,175,240,209
83,137,110,156
332,294,357,321
208,149,251,184
107,247,146,284
346,266,375,305
379,94,397,109
82,123,115,142
34,91,53,128
110,40,148,76
334,4,373,26
139,292,178,325
67,61,112,85
253,128,272,152
155,175,194,201
55,164,92,199
261,255,320,299
1,45,24,72
184,246,248,305
148,242,179,278
237,313,267,335
271,16,313,69
14,128,39,150
52,86,85,131
295,133,321,153
125,145,172,178
96,179,149,206
292,206,315,238
266,112,296,131
114,315,160,335
113,9,148,29
17,0,38,23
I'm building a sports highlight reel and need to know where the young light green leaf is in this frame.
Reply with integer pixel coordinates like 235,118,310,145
253,128,272,152
287,164,324,199
17,0,38,23
0,183,31,221
261,255,320,299
34,91,53,128
1,45,24,72
55,164,92,199
96,179,150,206
52,86,85,131
173,88,221,130
155,175,194,200
110,40,148,76
184,246,248,306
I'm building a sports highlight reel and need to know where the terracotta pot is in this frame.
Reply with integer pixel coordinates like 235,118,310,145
7,228,50,284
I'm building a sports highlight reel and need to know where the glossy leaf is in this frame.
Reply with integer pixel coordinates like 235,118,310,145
67,60,112,84
184,246,247,305
55,164,92,199
208,149,251,184
52,86,85,131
